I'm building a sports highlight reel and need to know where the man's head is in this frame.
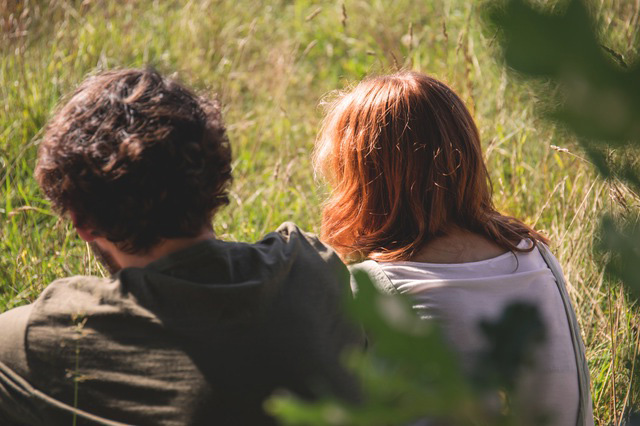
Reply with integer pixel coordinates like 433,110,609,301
36,68,232,259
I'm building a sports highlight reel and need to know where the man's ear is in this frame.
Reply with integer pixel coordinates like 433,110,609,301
69,211,98,242
75,226,98,242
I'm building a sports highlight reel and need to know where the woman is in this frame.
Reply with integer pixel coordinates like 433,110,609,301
314,71,593,425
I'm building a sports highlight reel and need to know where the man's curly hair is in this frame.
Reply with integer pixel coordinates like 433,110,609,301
35,68,232,254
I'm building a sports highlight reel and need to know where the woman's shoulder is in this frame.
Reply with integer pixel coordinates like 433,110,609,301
348,260,399,295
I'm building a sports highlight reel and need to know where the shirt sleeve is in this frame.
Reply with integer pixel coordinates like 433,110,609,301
0,305,34,425
0,305,32,380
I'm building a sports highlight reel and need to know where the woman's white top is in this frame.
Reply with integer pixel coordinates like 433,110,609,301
377,241,581,425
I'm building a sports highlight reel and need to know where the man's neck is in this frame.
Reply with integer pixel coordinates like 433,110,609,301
97,229,215,271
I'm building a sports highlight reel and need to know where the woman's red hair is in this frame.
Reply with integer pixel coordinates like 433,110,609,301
314,71,548,262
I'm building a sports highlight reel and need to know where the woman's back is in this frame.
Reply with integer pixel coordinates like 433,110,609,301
377,241,580,425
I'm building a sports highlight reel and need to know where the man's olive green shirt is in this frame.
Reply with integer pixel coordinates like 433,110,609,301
0,223,361,425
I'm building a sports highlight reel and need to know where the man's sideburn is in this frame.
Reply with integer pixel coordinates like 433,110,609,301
89,241,121,275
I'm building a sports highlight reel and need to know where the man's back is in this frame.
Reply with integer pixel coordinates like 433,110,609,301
0,223,361,425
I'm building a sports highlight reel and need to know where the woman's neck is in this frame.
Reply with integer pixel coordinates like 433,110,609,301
408,227,508,264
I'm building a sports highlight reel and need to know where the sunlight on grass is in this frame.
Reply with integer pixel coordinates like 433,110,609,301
1,0,638,423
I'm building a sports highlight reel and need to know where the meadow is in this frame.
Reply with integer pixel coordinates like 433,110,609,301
1,0,639,423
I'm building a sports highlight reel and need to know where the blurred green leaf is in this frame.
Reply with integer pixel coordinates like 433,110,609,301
269,271,549,426
475,303,546,391
346,271,463,380
600,216,640,301
486,0,640,146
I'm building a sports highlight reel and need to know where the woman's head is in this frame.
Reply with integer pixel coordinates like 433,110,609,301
315,71,546,262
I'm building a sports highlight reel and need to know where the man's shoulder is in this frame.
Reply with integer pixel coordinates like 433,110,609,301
46,274,114,288
0,275,117,372
268,222,347,277
0,274,107,339
30,275,120,314
272,221,316,237
16,275,140,348
265,221,321,245
258,222,353,302
266,221,340,264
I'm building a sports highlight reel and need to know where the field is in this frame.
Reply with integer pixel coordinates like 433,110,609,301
1,0,639,423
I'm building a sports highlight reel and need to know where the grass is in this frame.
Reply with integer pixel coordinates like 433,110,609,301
1,0,639,423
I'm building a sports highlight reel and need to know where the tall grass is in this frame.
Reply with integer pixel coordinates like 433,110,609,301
1,0,638,423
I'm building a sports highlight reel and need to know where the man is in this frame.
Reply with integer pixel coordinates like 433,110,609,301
0,69,360,425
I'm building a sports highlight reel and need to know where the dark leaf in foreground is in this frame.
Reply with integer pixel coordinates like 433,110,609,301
485,0,640,147
600,216,640,302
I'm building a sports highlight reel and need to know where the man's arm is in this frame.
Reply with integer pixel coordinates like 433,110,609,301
0,304,33,425
0,305,32,379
